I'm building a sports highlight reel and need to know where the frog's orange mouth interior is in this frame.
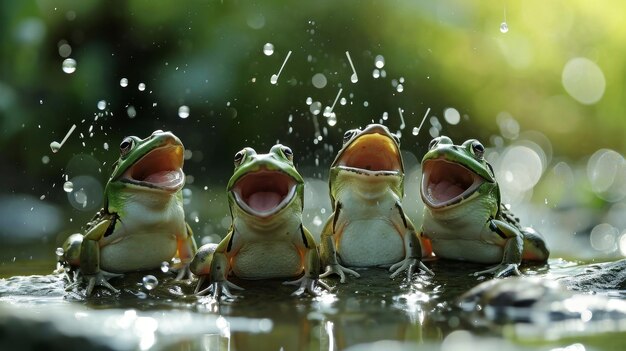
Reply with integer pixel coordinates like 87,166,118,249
336,133,401,174
232,170,298,217
421,158,484,209
122,145,184,191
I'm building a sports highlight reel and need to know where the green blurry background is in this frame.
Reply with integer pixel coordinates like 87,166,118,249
1,0,625,275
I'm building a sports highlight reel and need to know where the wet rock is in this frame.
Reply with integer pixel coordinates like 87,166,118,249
457,276,626,343
558,259,626,293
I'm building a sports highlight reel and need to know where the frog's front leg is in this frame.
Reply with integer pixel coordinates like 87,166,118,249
319,216,360,283
474,219,523,278
65,219,123,296
389,218,434,280
173,222,198,280
191,233,243,299
284,226,331,296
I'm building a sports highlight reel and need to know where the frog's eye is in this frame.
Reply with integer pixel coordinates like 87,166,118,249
282,146,293,161
233,150,245,166
469,140,485,159
428,137,440,150
343,129,357,144
119,137,135,157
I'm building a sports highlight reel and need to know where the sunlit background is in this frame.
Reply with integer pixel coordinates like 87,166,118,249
1,0,626,276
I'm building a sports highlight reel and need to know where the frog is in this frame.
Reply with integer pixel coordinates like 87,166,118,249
319,124,433,283
59,130,197,295
419,136,550,277
190,144,327,298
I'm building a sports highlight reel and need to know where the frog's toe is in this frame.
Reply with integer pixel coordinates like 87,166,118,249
174,264,193,281
284,277,330,296
390,258,433,279
474,263,521,278
320,264,360,283
197,281,243,299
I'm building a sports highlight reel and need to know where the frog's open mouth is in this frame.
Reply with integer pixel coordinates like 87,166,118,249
336,133,402,176
421,159,486,209
231,170,298,217
122,145,185,191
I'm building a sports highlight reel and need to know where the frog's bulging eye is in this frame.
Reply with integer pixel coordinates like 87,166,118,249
343,130,357,144
470,141,485,159
428,138,439,150
119,137,135,157
234,150,245,166
282,146,293,161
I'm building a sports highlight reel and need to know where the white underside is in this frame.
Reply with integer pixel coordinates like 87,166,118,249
332,170,406,267
232,241,302,279
100,191,186,272
422,195,504,263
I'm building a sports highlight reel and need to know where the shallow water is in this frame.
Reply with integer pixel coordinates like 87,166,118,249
1,258,625,351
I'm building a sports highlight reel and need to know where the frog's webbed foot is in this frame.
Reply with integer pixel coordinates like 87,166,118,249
283,276,331,297
473,263,520,278
173,263,194,281
320,264,360,283
389,258,434,280
66,270,123,296
196,280,243,299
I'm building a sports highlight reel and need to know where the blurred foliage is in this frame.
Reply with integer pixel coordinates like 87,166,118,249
1,0,625,262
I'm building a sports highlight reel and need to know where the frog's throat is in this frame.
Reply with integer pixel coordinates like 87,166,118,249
231,169,299,218
421,158,492,209
119,144,184,192
335,133,402,176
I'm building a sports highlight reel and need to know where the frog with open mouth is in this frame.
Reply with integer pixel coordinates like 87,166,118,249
419,136,550,277
59,130,197,295
319,124,432,283
190,144,326,298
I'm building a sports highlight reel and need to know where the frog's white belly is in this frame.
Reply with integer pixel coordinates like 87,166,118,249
338,219,404,267
100,233,177,272
430,238,503,264
422,197,504,264
232,241,302,279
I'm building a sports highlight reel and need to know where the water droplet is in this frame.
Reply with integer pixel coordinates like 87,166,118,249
50,141,61,153
374,55,385,69
382,112,389,120
63,181,74,192
97,100,106,110
443,107,461,125
310,101,322,115
160,261,170,273
62,58,77,74
305,97,313,105
372,69,380,79
142,275,159,290
270,74,278,85
178,105,190,118
138,83,146,91
74,189,88,208
120,78,128,87
127,105,137,118
58,43,72,58
41,155,50,164
500,22,509,33
55,247,64,257
103,142,109,150
396,84,404,93
263,43,274,56
399,77,405,83
311,73,327,89
183,188,192,205
327,113,337,126
412,127,419,136
363,101,369,107
312,215,322,226
340,97,347,105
